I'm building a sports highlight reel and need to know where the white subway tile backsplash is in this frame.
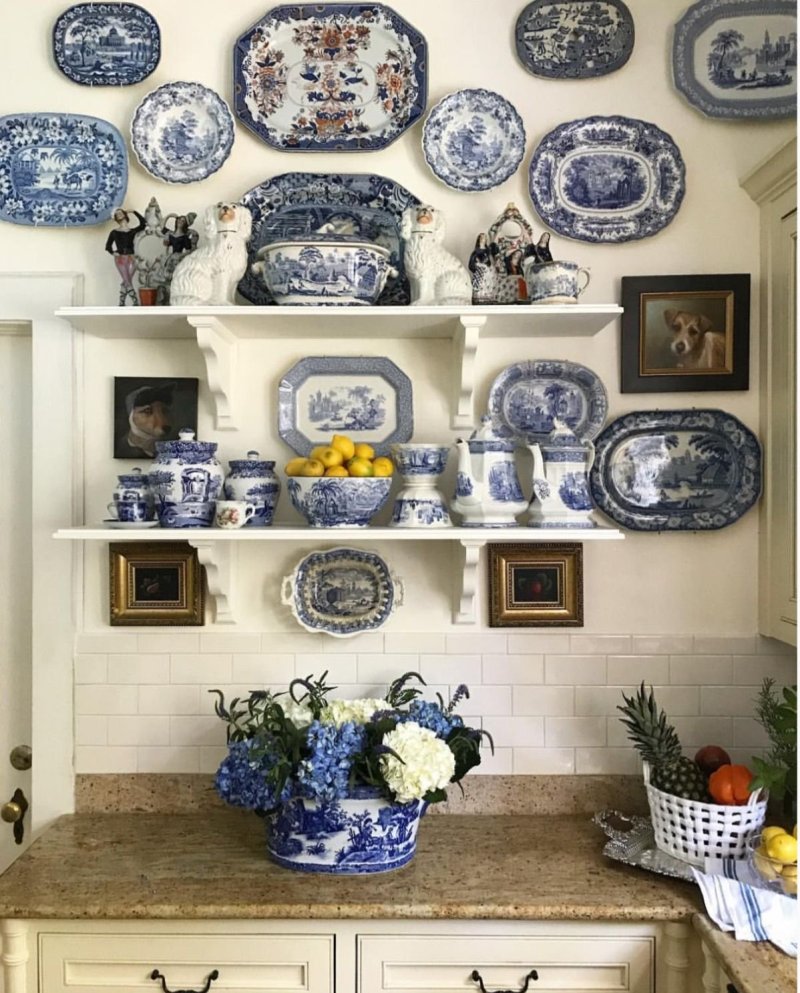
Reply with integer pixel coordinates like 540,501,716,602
607,655,669,685
170,716,225,747
232,654,294,684
200,632,262,654
75,715,108,746
513,685,574,716
107,654,169,685
420,654,482,684
199,746,228,774
75,684,137,715
76,633,137,654
138,633,200,654
670,655,733,685
456,685,512,717
733,717,771,748
506,633,571,655
576,685,699,716
108,716,170,747
514,748,575,774
137,747,200,774
473,747,513,774
756,636,796,656
482,716,544,748
75,746,137,773
545,655,606,685
632,636,693,655
170,654,232,684
694,636,757,655
385,633,446,654
700,685,762,716
570,635,631,655
671,716,732,747
446,633,507,655
576,747,639,775
295,654,357,682
139,685,200,715
482,654,543,684
732,654,797,685
325,633,384,653
75,654,107,684
545,717,606,747
261,632,323,654
357,654,419,685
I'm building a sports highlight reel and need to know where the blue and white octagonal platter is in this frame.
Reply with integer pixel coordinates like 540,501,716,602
528,115,686,243
131,82,235,184
589,409,762,531
488,360,608,445
279,356,413,456
53,3,160,87
673,0,796,120
234,4,427,151
0,113,127,226
422,89,526,192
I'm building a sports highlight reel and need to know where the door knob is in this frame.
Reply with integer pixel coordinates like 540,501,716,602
9,745,31,771
1,788,28,844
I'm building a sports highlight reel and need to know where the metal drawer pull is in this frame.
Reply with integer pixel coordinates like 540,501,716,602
471,968,538,992
150,968,219,993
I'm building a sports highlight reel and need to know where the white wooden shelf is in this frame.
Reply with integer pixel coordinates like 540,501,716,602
55,304,622,432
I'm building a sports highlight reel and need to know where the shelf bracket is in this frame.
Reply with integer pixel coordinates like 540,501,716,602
452,314,486,430
454,538,486,625
188,539,236,624
186,316,238,431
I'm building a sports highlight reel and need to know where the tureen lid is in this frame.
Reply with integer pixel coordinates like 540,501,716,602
155,427,218,456
228,449,275,470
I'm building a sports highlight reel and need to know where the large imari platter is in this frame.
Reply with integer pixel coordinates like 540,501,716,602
673,0,796,119
233,4,428,151
0,113,127,226
589,409,762,531
528,115,686,243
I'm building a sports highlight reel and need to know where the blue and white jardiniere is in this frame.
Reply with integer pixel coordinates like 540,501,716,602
451,417,527,527
149,428,224,527
527,420,596,528
389,443,451,529
223,450,280,527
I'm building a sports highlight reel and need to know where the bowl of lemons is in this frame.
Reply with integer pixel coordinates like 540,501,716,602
747,825,797,896
284,434,394,528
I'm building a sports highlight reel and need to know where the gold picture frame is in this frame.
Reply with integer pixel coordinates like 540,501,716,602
488,543,583,627
110,542,204,626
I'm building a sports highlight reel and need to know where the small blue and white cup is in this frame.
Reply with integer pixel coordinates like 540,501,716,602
523,260,590,304
107,500,152,523
157,501,215,528
214,501,256,529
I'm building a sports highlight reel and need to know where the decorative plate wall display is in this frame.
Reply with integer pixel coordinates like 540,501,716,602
422,89,526,192
279,356,413,456
281,547,402,637
589,409,762,531
233,4,428,151
0,113,127,226
528,115,686,243
237,172,420,306
515,0,635,79
131,82,235,184
53,3,160,86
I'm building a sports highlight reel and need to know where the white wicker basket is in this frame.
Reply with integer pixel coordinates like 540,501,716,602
643,762,768,866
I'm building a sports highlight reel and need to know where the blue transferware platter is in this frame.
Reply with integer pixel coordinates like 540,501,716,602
515,0,635,79
279,356,413,456
487,360,608,445
0,113,127,227
528,115,686,243
233,4,427,152
589,409,762,531
237,172,420,306
422,89,526,192
53,3,160,87
131,82,235,184
673,0,796,119
281,547,402,637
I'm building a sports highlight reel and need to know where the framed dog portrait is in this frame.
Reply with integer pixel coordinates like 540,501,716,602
488,543,583,628
620,274,750,393
113,376,199,459
110,542,204,626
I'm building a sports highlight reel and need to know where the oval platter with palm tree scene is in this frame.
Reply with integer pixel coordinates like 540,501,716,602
589,409,762,531
673,0,796,119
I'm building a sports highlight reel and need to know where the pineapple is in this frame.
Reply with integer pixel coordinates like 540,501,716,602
618,683,709,802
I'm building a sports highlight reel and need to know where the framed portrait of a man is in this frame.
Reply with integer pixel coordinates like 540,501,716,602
113,376,199,459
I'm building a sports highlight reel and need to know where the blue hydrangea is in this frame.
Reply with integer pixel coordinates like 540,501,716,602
296,720,366,801
214,739,290,811
398,700,464,739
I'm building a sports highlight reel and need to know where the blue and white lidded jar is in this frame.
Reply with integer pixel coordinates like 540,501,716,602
111,467,153,505
148,428,224,528
223,450,280,527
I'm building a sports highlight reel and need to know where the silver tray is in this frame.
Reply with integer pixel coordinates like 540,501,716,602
593,810,696,883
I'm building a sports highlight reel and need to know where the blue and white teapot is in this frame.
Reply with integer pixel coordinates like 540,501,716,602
527,419,595,528
452,416,527,527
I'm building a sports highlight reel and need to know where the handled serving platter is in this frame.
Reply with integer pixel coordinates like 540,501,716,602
53,2,160,86
589,409,762,531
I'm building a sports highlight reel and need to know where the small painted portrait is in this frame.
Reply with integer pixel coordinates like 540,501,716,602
641,294,732,374
511,566,560,605
113,376,199,459
133,566,181,603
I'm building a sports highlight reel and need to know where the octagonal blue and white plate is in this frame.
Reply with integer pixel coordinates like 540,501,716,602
589,409,762,531
281,547,403,637
131,81,235,184
528,115,685,243
422,89,526,192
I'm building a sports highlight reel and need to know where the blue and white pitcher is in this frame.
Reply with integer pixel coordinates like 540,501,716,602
527,420,596,528
452,416,527,527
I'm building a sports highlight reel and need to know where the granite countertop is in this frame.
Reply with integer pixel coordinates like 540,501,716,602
693,913,797,993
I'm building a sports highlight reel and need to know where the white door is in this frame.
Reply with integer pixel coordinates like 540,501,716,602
0,326,33,873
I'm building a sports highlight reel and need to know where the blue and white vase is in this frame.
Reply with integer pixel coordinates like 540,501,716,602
148,428,224,528
265,787,426,874
223,450,280,527
389,443,452,528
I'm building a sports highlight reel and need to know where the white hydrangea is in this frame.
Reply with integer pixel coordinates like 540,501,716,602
280,698,313,727
320,697,386,726
380,721,456,803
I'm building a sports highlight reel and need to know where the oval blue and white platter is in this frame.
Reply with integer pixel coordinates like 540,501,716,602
589,409,762,531
0,113,127,226
53,2,160,87
487,359,608,445
422,89,526,192
515,0,635,79
528,115,686,243
673,0,796,120
281,547,402,637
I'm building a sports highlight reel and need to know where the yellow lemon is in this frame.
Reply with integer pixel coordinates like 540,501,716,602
347,457,374,477
766,833,798,865
761,826,788,844
310,445,329,462
316,446,345,469
300,459,325,477
324,465,349,477
782,864,798,878
331,434,355,461
285,457,308,477
372,456,394,477
354,442,375,460
754,845,781,880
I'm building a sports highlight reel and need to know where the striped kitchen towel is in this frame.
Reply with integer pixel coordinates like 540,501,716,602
692,858,798,957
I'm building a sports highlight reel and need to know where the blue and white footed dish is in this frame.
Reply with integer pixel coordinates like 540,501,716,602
281,546,402,636
422,89,526,192
287,476,392,528
589,409,762,531
53,3,160,87
673,0,796,119
528,115,685,243
389,443,452,529
148,428,224,528
488,360,608,445
279,356,413,456
223,451,280,528
451,417,528,527
233,4,427,152
515,0,634,79
131,82,235,184
266,788,425,873
237,172,420,307
0,113,127,226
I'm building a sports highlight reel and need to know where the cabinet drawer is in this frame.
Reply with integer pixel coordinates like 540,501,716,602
358,934,654,992
40,932,334,993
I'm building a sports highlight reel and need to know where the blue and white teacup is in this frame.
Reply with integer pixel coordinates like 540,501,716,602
107,500,153,523
157,500,215,528
523,260,590,304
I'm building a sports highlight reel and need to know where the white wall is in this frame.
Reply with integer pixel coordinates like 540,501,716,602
1,0,795,775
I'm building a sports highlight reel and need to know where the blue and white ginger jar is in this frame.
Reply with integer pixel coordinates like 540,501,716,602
148,428,224,527
224,450,280,527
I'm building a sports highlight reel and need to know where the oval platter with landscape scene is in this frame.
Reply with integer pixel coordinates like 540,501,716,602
589,409,762,531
